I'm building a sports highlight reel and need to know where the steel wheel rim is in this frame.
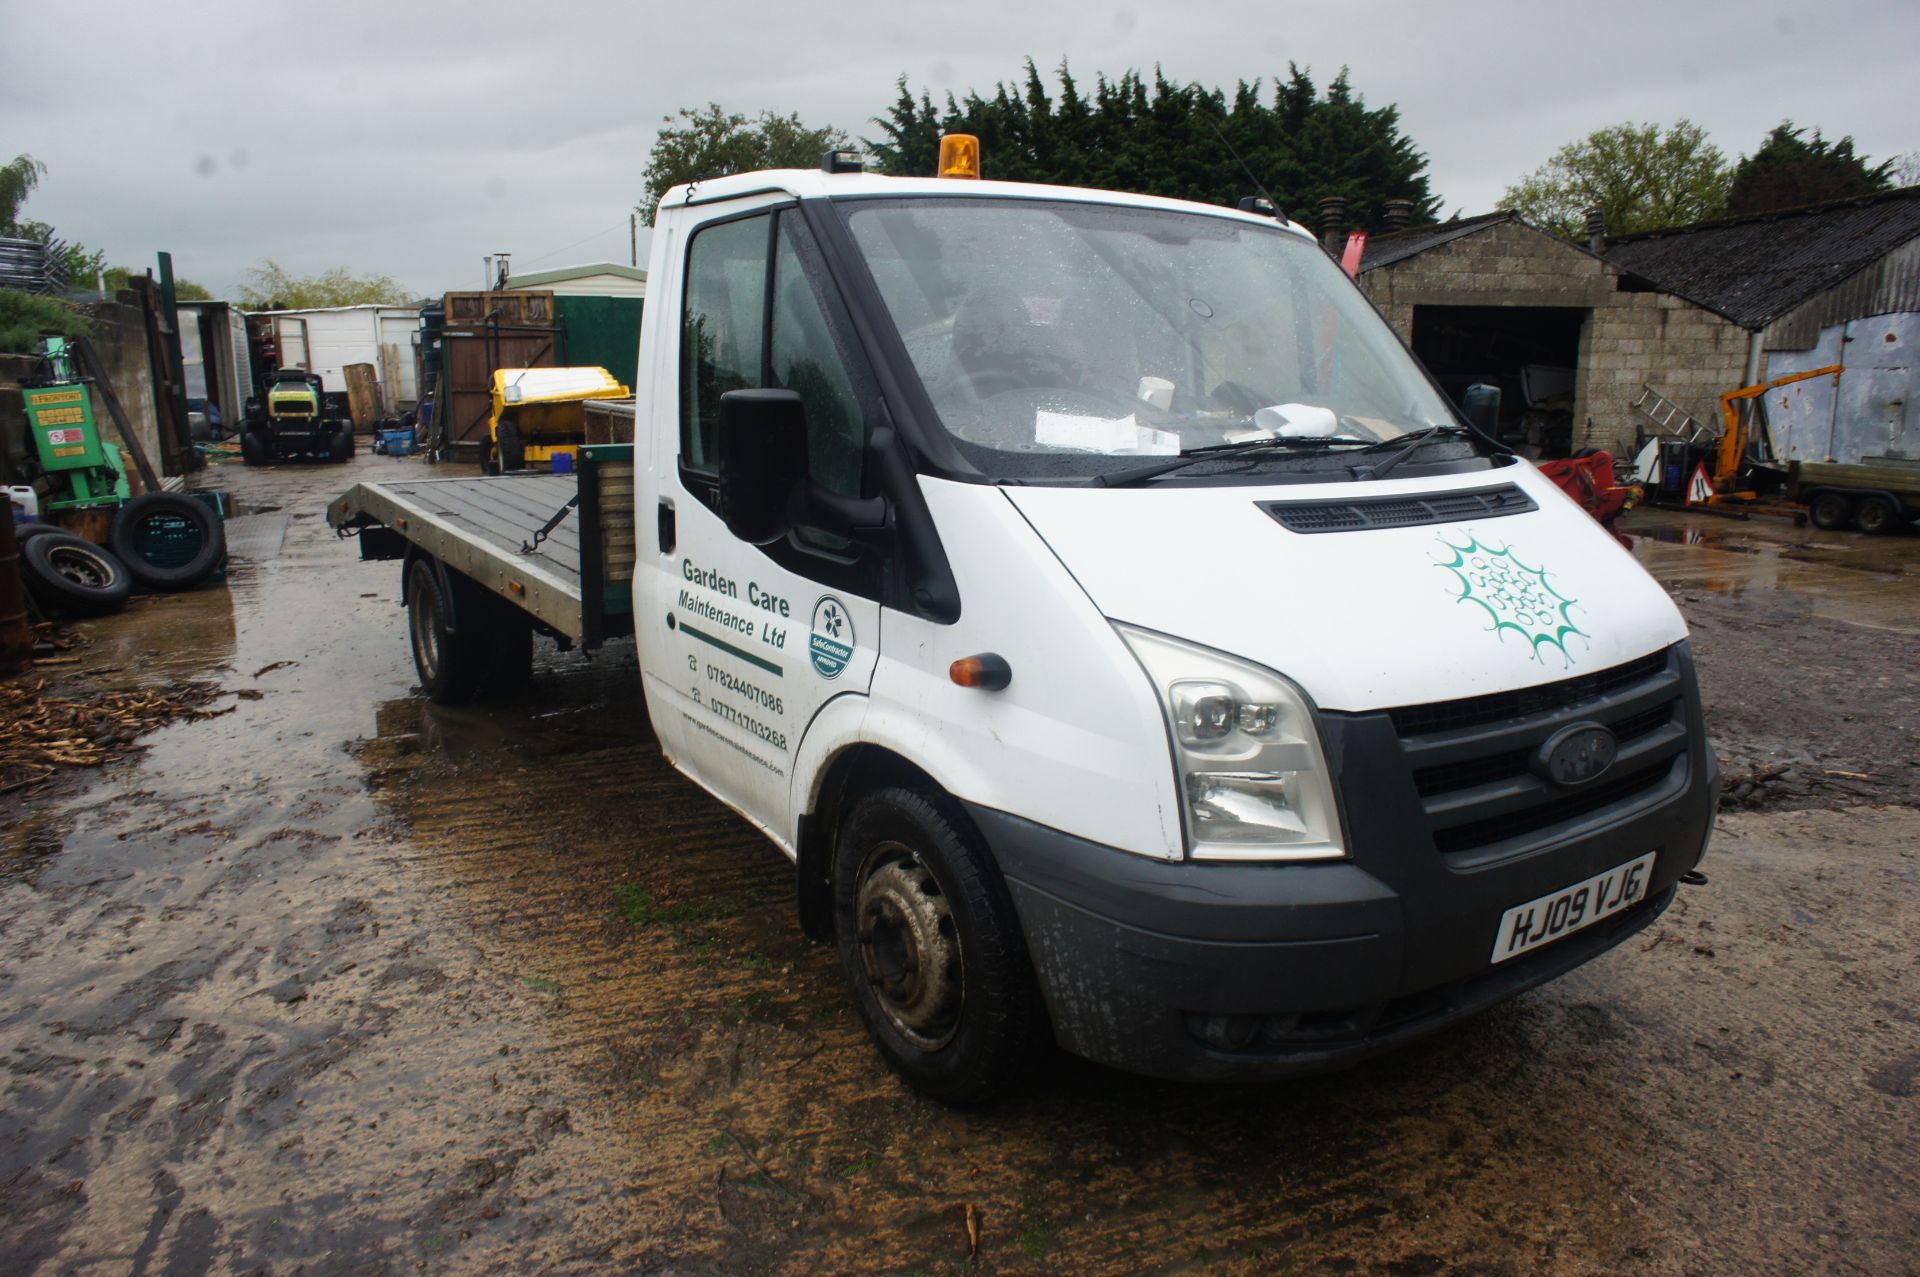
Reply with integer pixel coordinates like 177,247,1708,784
855,841,962,1050
47,545,112,589
411,578,442,682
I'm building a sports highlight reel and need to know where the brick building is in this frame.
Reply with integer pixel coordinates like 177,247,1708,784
1355,212,1751,456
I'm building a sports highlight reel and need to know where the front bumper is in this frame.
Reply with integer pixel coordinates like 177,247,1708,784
975,646,1717,1082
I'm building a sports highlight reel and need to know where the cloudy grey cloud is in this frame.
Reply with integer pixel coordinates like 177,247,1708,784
5,0,1914,299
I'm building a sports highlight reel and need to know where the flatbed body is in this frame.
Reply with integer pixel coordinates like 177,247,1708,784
327,445,634,646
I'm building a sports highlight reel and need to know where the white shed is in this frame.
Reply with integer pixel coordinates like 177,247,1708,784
252,304,421,406
505,262,648,299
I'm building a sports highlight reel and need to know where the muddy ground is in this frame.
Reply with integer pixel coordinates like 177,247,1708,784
1,455,1915,1276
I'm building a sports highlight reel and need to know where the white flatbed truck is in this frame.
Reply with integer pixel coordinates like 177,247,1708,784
332,152,1716,1103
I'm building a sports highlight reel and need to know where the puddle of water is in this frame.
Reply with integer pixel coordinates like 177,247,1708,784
1625,508,1920,632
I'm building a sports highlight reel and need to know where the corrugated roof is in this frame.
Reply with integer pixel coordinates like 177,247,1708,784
1604,188,1920,329
1358,212,1514,271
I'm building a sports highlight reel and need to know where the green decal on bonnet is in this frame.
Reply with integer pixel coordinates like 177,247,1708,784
1435,534,1588,665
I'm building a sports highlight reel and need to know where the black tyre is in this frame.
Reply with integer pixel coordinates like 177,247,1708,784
496,420,525,473
1808,491,1852,531
241,427,272,465
14,521,60,544
484,625,534,693
406,558,482,704
20,532,134,617
330,424,356,463
1853,496,1899,535
833,786,1048,1105
109,493,226,592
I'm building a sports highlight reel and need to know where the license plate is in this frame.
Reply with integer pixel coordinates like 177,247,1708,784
1490,853,1656,964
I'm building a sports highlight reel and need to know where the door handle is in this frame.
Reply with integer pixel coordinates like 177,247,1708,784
657,499,676,554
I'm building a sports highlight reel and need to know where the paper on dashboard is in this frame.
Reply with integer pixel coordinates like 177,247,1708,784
1034,410,1180,455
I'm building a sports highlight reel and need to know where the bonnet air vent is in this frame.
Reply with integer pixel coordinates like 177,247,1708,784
1261,484,1536,534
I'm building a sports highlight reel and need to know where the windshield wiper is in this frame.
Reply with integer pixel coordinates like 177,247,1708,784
1349,424,1472,482
1092,435,1368,487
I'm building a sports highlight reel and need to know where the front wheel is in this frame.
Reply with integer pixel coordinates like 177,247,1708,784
496,420,525,472
240,427,271,465
330,424,356,462
833,787,1048,1105
1808,491,1852,530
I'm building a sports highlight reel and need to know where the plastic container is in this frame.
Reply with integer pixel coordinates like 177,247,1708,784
4,485,38,519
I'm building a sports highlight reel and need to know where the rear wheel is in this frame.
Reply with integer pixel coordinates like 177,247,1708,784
833,786,1048,1105
20,532,134,617
406,558,482,704
1853,496,1899,535
484,625,534,693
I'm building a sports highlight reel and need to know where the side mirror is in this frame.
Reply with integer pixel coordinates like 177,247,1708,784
718,388,809,545
1461,383,1502,436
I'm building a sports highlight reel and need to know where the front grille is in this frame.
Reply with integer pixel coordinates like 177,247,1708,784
1262,484,1535,534
1391,647,1690,860
1431,761,1678,854
1391,650,1667,736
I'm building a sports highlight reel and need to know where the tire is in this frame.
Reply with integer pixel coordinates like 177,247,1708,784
833,786,1048,1105
20,532,134,617
496,420,525,473
1853,496,1899,535
484,625,534,693
241,427,272,465
1808,492,1852,531
109,493,226,592
406,558,482,704
330,424,356,463
14,521,60,544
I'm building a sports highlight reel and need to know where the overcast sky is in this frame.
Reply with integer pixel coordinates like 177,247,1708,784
5,0,1915,300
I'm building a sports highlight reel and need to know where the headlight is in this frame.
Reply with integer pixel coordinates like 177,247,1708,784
1116,624,1344,862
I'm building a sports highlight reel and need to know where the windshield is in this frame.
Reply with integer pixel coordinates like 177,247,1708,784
841,197,1461,482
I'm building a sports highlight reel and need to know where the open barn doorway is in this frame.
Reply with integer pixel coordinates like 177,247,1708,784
1411,306,1587,457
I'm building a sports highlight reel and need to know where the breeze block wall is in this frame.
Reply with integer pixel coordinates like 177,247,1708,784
1361,220,1752,455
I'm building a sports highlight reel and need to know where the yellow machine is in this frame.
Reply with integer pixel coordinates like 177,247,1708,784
487,366,631,472
1701,364,1843,514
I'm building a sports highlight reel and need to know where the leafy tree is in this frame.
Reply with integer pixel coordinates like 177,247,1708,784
1725,122,1893,216
1499,120,1730,238
1,154,46,227
639,104,848,225
236,260,410,310
869,61,1439,230
2,153,105,289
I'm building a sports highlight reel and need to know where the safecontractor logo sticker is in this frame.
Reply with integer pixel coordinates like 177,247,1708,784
808,596,854,679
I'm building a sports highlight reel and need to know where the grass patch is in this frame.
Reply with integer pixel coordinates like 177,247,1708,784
1018,1225,1052,1260
614,883,748,929
837,1154,880,1179
522,976,559,993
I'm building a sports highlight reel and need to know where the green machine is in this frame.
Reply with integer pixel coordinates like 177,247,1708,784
22,337,130,510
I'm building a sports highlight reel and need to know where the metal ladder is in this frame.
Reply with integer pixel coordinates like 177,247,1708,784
1630,385,1722,443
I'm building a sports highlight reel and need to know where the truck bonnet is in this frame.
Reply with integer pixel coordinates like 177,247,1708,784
1001,463,1687,714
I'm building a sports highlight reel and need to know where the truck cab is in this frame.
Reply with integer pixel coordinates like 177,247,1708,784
621,162,1715,1100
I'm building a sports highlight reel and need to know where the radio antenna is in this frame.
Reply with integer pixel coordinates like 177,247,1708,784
1207,118,1288,225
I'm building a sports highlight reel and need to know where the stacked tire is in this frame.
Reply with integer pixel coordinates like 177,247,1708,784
14,495,227,618
17,527,133,617
109,494,227,592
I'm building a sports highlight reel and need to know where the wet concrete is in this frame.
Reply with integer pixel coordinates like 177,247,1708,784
0,454,1915,1274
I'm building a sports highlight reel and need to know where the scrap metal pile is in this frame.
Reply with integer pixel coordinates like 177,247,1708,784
0,677,228,794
